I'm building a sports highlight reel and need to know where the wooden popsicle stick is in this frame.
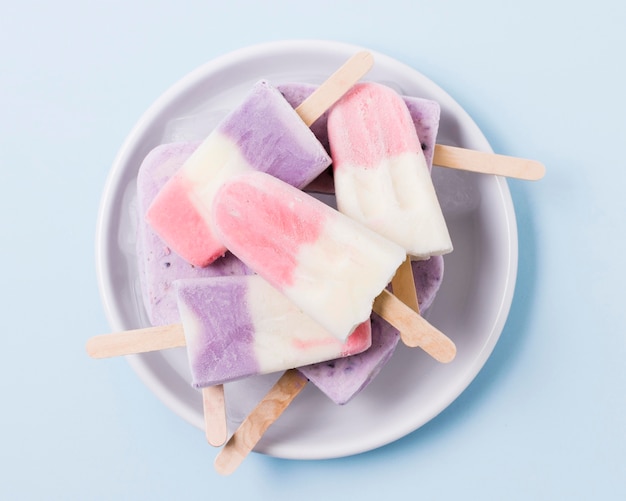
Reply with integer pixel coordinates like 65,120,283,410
87,288,452,362
373,289,455,363
86,290,452,362
390,256,421,346
434,144,545,180
203,385,228,447
295,51,374,127
85,323,185,358
391,256,421,313
214,369,308,476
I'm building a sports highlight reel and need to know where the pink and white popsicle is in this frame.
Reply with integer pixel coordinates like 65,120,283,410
211,170,407,343
277,83,545,187
328,82,453,259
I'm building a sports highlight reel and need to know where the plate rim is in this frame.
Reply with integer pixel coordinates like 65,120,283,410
95,39,519,460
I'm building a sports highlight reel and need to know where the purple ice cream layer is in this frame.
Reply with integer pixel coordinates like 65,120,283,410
136,142,251,326
176,278,258,387
219,80,331,189
299,315,399,405
413,255,444,312
401,97,441,171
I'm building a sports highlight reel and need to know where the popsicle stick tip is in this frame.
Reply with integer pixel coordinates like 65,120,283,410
354,50,374,66
437,341,457,364
206,433,227,447
372,290,456,363
214,454,237,476
85,335,118,359
529,160,547,180
203,385,228,447
85,338,100,358
401,329,456,363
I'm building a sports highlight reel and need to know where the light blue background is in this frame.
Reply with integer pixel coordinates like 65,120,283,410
1,1,624,499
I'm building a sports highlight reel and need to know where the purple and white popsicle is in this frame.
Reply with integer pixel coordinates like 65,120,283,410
146,80,332,267
176,276,372,387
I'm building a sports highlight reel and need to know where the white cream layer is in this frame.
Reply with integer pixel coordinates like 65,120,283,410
179,276,368,380
247,277,360,373
284,211,406,341
182,132,252,224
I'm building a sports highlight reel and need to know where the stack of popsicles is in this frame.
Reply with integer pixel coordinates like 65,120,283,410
133,116,446,393
88,50,545,475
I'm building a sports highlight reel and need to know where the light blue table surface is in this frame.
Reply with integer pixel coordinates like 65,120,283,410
2,1,624,499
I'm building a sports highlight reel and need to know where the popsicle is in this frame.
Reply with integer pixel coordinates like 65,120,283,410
326,82,448,344
177,276,371,387
88,274,371,374
277,82,545,184
211,170,456,362
146,51,374,267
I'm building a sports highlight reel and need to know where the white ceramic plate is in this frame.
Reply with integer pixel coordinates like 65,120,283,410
95,40,518,460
